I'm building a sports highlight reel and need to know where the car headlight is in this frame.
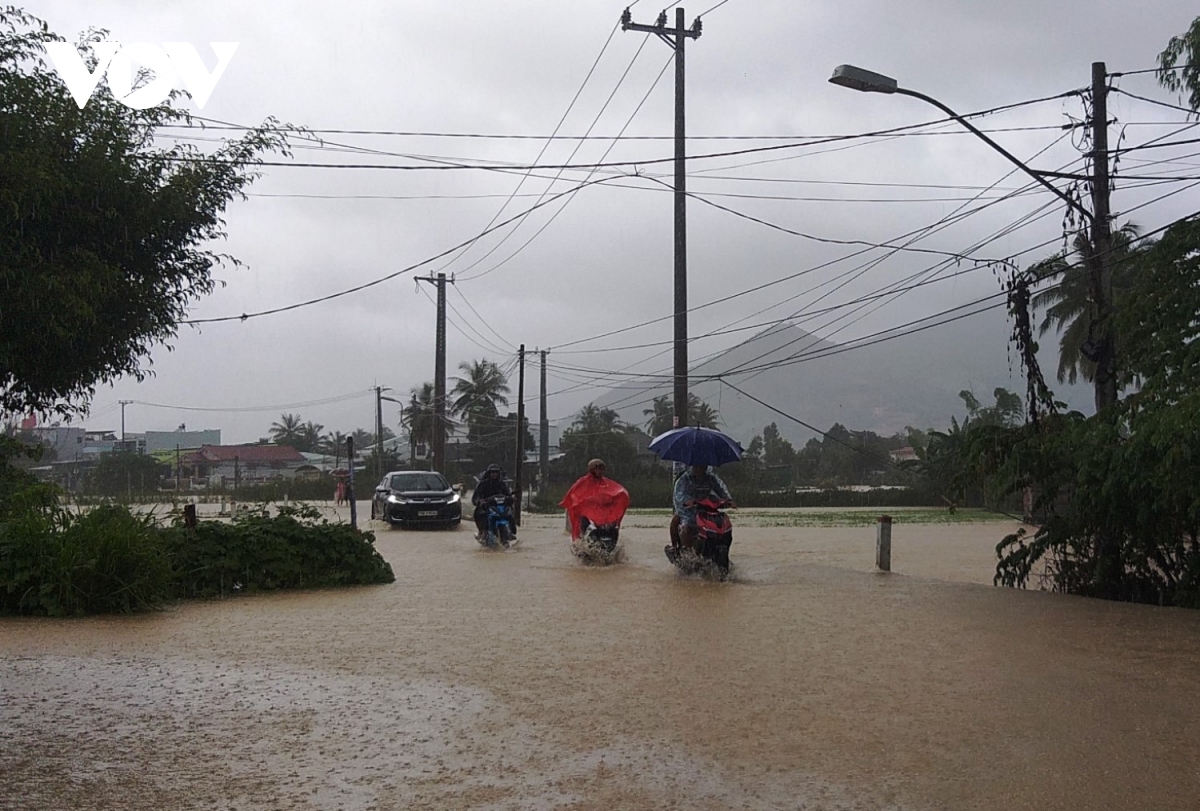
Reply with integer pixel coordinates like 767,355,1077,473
386,494,408,504
448,493,460,504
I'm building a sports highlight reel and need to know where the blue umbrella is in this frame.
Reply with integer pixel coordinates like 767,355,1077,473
648,426,744,467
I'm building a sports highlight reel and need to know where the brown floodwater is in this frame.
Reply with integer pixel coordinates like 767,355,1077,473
3,505,1200,810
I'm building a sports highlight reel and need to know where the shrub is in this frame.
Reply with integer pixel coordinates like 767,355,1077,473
0,499,172,616
161,504,394,599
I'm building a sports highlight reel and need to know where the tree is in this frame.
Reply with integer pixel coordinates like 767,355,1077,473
452,359,510,427
1159,15,1200,112
298,421,324,454
403,383,437,466
642,393,720,436
1029,225,1144,385
959,388,1024,428
0,10,293,417
560,404,636,476
269,413,304,448
85,452,167,497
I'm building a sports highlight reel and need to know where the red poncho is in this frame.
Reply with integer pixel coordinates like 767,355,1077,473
559,475,630,539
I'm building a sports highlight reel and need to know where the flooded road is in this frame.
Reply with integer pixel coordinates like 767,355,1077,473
3,506,1200,809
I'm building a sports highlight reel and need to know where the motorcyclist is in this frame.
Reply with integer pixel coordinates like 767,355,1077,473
670,463,735,551
559,458,630,541
471,463,513,539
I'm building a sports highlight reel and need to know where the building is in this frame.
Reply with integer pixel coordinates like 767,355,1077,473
181,444,307,486
145,429,221,453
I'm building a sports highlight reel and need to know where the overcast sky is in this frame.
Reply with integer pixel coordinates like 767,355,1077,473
30,0,1200,443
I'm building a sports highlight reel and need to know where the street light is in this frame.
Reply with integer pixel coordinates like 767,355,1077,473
828,64,1091,223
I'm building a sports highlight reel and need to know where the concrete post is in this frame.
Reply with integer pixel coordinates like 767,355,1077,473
876,515,892,572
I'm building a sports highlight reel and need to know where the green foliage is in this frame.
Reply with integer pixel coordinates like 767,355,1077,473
84,452,168,497
987,218,1200,606
642,393,720,436
162,504,394,599
0,476,394,615
0,10,296,417
0,500,172,616
1159,15,1200,113
559,404,641,477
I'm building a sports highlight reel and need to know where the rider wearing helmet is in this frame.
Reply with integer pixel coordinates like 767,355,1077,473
471,464,514,538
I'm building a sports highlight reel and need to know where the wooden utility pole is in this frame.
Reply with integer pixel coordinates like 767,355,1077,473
1088,61,1117,412
514,345,526,525
622,6,701,430
416,272,453,472
539,349,549,495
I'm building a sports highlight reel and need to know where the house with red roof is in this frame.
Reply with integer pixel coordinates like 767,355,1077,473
182,444,309,485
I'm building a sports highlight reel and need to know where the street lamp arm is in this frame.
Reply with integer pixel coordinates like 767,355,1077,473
892,87,1092,222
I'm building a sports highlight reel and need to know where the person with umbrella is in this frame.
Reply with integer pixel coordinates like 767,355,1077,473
647,426,743,555
671,464,736,551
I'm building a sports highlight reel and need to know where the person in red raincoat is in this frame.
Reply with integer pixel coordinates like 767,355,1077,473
559,459,630,540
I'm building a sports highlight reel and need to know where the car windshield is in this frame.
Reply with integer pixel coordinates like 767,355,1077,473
389,473,449,492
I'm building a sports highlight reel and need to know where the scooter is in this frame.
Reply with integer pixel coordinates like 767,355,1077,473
478,494,516,549
665,496,733,579
572,517,622,565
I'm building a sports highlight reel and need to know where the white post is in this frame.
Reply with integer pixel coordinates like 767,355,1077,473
876,515,892,572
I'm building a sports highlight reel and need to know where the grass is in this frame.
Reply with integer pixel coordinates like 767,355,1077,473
619,507,1018,528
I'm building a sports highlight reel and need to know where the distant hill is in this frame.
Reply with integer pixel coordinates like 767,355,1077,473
591,308,1092,446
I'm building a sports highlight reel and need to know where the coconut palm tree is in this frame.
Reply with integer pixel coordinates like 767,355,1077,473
643,393,720,435
451,359,510,425
403,382,438,467
269,413,304,448
1030,223,1143,385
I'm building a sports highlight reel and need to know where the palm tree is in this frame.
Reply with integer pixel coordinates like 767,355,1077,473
643,393,720,435
403,383,437,467
269,413,304,448
451,359,510,426
1030,223,1143,385
299,421,324,454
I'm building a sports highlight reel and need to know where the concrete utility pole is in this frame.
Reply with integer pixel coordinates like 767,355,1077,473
119,400,131,448
1088,61,1117,412
539,349,549,495
346,436,357,529
514,345,526,525
416,272,453,472
622,6,702,429
375,385,389,481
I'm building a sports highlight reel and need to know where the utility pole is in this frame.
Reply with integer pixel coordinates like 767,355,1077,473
346,436,357,529
514,345,526,525
375,385,387,481
622,6,701,429
119,400,131,449
539,349,549,496
1088,61,1117,412
416,272,453,472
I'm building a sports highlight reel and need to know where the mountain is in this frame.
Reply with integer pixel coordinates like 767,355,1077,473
590,307,1092,446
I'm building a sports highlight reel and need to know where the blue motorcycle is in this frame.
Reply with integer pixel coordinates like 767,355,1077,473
479,494,516,549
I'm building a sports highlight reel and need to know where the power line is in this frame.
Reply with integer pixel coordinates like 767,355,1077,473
182,175,623,324
1111,87,1197,116
454,40,666,281
433,20,624,276
128,390,375,413
149,90,1085,175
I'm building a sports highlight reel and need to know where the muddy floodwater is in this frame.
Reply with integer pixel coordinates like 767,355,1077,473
3,506,1200,810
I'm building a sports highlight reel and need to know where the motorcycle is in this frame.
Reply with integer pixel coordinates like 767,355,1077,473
478,494,516,549
572,518,622,565
665,496,733,579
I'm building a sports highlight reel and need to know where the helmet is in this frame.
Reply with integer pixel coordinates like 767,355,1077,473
588,458,606,471
486,463,502,474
